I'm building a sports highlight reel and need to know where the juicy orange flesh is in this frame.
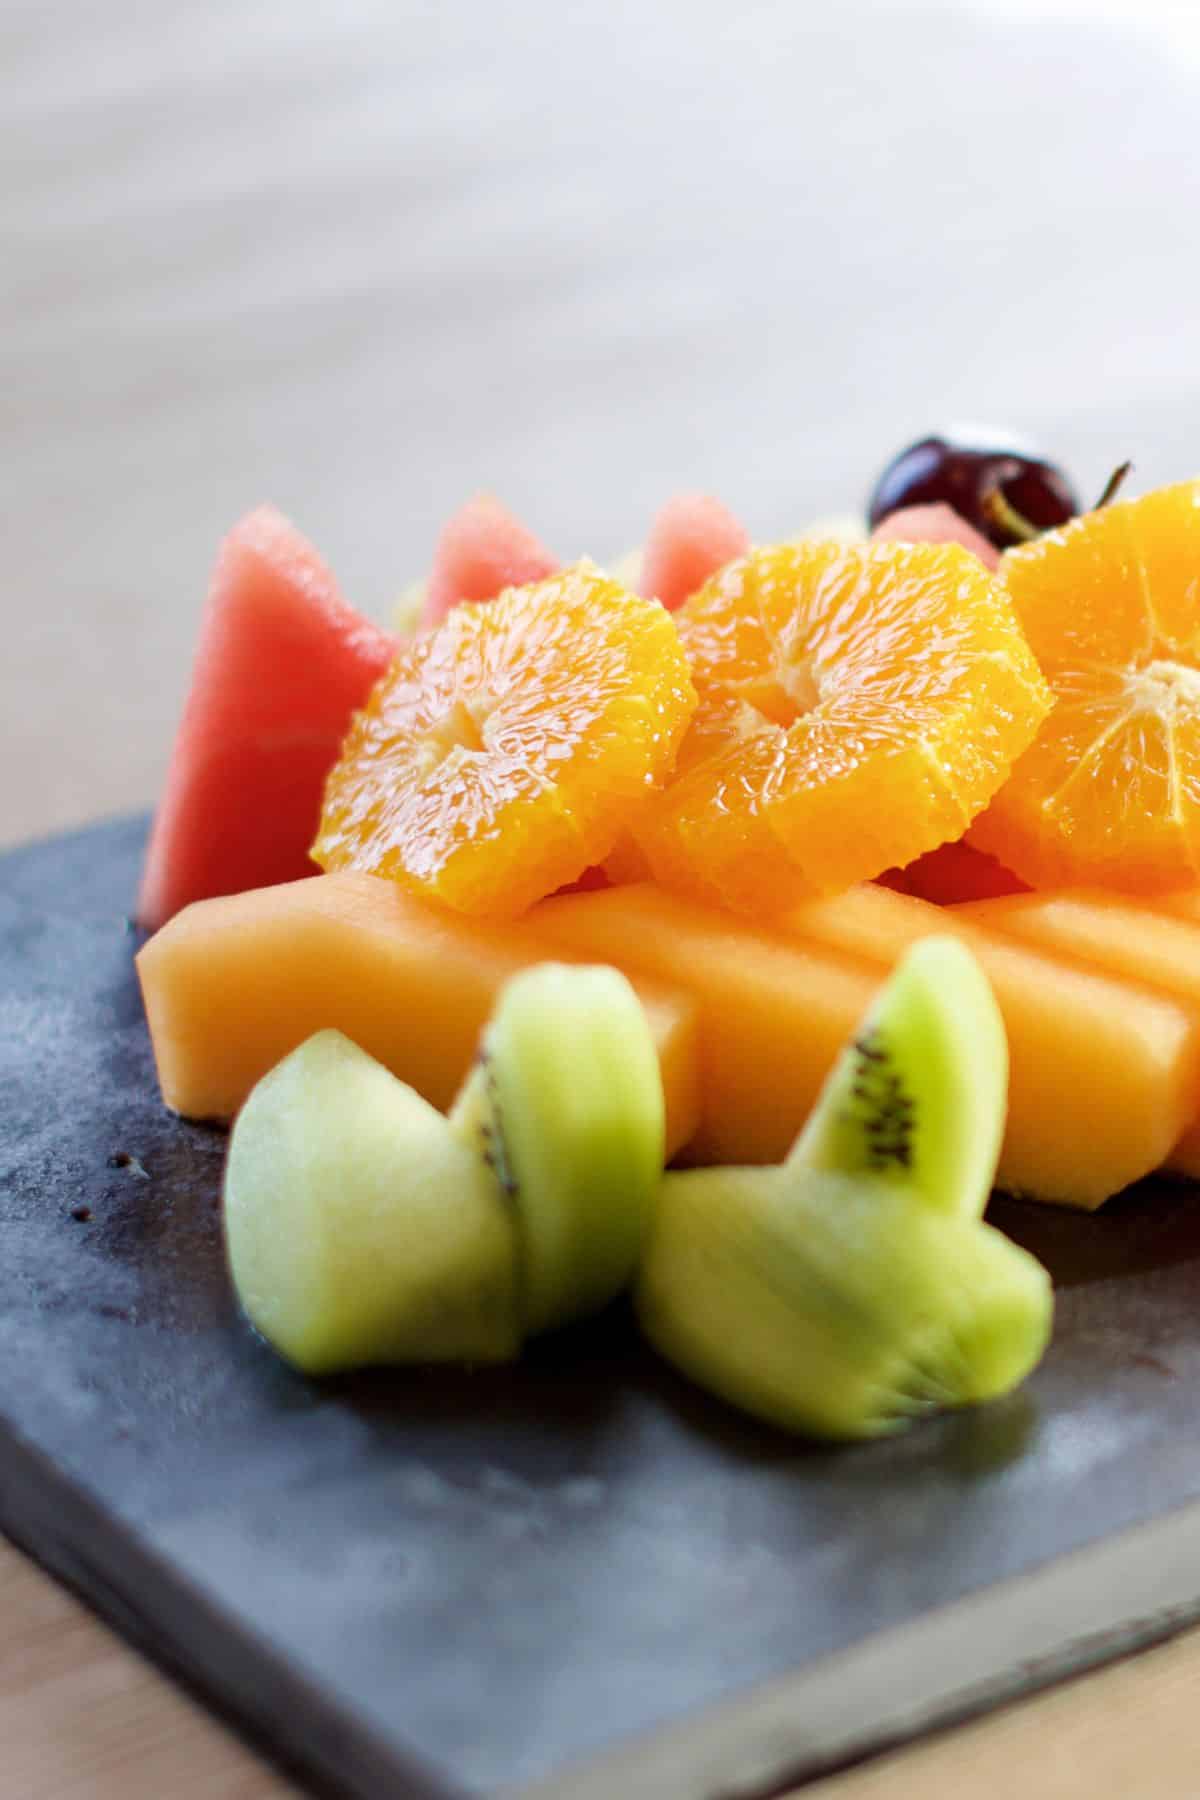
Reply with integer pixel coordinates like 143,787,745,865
312,562,697,917
631,538,1052,913
971,482,1200,891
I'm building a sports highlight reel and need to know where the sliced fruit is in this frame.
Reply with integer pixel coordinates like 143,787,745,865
638,1168,1051,1440
393,578,427,636
450,964,663,1333
866,432,1078,550
631,539,1052,913
530,879,1200,1202
790,935,1006,1218
970,480,1200,891
638,493,751,612
882,841,1030,905
224,1031,519,1374
135,872,700,1158
788,512,867,546
137,507,397,930
869,502,1000,570
607,546,644,590
530,881,880,1167
954,888,1200,1179
782,882,1200,1207
418,494,558,632
313,562,697,917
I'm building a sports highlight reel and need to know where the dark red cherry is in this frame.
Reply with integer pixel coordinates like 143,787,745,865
867,432,1080,550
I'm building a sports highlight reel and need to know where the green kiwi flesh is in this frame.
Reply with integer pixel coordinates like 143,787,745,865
637,1164,1053,1440
224,1030,519,1374
789,935,1007,1219
449,962,665,1335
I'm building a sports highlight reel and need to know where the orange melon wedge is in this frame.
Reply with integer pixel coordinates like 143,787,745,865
138,876,1200,1210
956,889,1200,1179
136,875,700,1160
775,884,1200,1207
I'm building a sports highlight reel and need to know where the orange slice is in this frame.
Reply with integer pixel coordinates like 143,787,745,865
970,481,1200,891
630,539,1052,913
312,562,696,917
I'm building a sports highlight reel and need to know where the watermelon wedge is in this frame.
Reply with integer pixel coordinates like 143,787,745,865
419,494,559,631
638,493,750,611
137,507,397,930
870,502,1001,571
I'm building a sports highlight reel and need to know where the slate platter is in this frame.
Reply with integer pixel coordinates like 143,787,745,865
8,818,1200,1798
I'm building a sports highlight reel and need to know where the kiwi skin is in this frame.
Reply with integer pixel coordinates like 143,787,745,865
637,1165,1053,1441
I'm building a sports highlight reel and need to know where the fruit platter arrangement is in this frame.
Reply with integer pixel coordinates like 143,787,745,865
134,431,1200,1443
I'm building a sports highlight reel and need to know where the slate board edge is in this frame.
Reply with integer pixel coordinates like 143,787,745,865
9,1392,1200,1800
514,1494,1200,1800
0,1417,468,1800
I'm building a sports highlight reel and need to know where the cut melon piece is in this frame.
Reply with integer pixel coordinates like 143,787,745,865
528,884,884,1167
137,507,397,931
958,890,1200,1179
135,873,699,1160
638,493,750,612
781,884,1200,1208
418,494,558,632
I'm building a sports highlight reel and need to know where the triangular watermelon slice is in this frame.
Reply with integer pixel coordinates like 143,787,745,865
638,493,750,611
419,494,559,630
137,506,397,930
870,502,1001,571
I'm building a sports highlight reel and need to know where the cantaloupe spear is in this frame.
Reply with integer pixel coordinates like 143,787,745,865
531,883,1200,1207
777,885,1200,1207
136,874,700,1159
138,874,1200,1209
954,890,1200,1179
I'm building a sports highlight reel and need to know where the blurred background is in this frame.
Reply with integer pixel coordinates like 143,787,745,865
5,0,1200,850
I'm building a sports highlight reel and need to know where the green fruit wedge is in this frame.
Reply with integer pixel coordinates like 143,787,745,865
449,963,664,1335
637,1164,1052,1440
224,1031,519,1374
637,939,1050,1439
789,935,1007,1219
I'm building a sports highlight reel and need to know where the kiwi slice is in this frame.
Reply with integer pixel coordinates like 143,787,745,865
449,962,665,1335
637,940,1051,1439
789,935,1007,1219
638,1165,1051,1439
224,1031,519,1374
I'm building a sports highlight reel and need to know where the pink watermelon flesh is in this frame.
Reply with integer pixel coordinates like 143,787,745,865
638,493,751,611
870,502,1001,571
137,506,397,930
419,494,559,630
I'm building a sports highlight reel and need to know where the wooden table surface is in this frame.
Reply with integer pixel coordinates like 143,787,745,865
7,2,1200,1793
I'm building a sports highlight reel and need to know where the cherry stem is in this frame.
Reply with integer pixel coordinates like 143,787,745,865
982,483,1041,544
1094,460,1133,510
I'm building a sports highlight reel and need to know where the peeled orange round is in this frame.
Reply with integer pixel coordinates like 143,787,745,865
312,562,697,917
631,538,1052,913
970,480,1200,891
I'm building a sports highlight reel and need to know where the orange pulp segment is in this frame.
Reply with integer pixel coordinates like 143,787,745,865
312,562,697,917
970,480,1200,890
630,539,1052,914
